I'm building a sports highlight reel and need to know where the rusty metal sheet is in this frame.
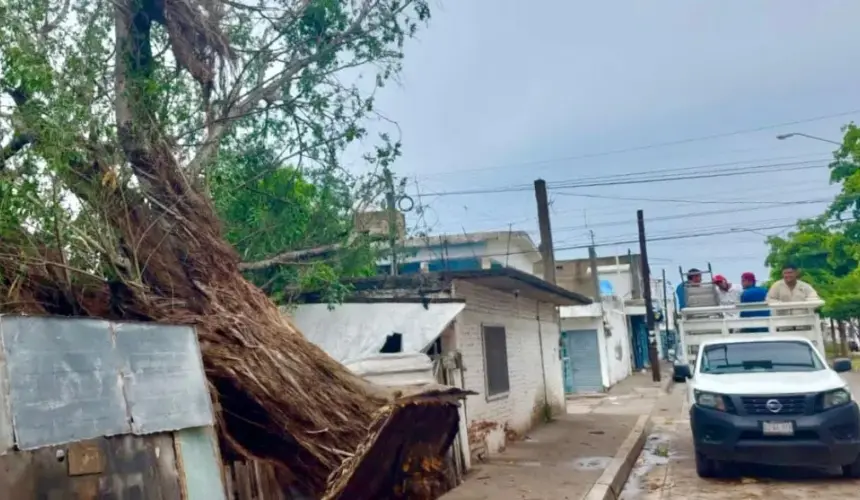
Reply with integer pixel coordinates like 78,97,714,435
68,441,104,476
0,434,183,499
0,316,130,450
113,323,213,434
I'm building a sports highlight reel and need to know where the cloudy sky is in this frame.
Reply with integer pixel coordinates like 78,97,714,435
353,0,860,287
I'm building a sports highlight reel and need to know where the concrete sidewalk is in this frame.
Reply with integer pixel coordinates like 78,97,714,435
441,412,641,500
443,369,672,500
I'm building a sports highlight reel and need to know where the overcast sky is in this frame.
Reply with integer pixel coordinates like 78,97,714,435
350,0,860,286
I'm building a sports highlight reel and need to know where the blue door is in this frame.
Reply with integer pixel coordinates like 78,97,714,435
629,316,649,370
564,329,603,393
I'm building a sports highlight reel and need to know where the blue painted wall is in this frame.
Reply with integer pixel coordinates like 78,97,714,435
376,241,496,275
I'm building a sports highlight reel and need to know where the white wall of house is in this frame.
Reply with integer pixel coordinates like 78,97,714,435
560,299,633,390
483,238,539,275
593,264,635,300
450,280,564,459
389,232,541,276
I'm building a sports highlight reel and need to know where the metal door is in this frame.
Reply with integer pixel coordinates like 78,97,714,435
565,329,603,393
560,333,574,394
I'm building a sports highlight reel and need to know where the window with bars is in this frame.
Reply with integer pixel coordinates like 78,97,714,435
482,325,510,398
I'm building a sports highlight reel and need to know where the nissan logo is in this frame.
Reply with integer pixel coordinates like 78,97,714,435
766,399,783,413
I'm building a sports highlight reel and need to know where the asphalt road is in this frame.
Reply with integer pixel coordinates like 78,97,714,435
620,372,860,499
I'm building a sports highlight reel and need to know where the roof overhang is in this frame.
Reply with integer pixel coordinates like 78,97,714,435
286,302,465,365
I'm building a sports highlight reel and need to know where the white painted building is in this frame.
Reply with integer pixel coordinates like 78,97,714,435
292,267,591,464
559,295,633,392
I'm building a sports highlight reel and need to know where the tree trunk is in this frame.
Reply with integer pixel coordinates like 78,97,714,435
3,2,466,497
838,320,848,357
831,317,838,348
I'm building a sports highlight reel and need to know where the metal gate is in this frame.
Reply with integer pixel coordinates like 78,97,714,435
564,329,603,393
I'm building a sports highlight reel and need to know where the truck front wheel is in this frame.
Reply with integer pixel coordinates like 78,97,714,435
695,450,727,478
842,454,860,478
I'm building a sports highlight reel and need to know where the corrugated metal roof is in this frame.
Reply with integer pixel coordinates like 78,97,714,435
289,302,465,364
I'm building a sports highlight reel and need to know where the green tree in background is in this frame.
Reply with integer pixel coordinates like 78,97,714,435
766,122,860,353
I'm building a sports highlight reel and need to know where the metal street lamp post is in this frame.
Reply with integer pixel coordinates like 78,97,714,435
776,132,841,146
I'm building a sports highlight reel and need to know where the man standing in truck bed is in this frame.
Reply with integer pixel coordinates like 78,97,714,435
676,268,703,310
767,263,820,316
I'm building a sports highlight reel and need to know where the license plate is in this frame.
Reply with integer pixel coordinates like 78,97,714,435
762,421,794,436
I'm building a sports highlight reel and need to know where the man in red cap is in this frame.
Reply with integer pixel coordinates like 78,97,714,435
739,272,769,331
713,274,741,306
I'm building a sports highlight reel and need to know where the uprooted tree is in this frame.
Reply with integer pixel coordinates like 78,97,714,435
0,0,464,497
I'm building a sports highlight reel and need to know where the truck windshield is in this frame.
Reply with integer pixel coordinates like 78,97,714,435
700,341,823,374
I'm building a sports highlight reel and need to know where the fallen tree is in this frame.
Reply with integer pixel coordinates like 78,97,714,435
0,0,465,497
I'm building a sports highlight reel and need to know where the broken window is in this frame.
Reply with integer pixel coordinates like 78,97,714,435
379,332,403,353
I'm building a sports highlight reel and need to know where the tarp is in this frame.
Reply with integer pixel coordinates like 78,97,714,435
290,302,465,364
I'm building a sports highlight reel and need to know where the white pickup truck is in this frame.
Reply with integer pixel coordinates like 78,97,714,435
671,300,860,478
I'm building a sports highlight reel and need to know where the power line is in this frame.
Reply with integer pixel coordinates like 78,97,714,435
447,217,859,261
468,183,841,231
416,160,828,197
550,199,834,233
416,109,858,177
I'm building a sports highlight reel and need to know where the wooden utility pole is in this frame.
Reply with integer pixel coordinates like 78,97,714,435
534,179,556,284
383,167,398,276
661,268,671,354
637,209,661,382
588,245,602,303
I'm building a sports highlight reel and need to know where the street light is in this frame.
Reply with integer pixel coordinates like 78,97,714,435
775,132,841,146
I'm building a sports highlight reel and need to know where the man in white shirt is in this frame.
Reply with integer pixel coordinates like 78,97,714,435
714,274,741,306
767,264,820,316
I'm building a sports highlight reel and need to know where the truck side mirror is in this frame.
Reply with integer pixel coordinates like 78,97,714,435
833,358,853,373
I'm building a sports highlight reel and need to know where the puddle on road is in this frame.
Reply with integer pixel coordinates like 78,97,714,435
619,432,685,499
570,456,613,470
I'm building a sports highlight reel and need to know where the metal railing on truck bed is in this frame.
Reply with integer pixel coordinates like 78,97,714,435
676,300,826,364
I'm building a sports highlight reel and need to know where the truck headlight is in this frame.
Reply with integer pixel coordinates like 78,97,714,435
822,388,852,409
694,390,727,411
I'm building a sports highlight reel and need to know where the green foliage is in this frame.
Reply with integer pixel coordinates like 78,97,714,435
765,122,860,319
209,144,379,302
1,0,429,300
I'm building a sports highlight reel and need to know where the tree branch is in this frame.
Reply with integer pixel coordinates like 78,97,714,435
41,0,72,37
186,0,382,176
0,132,35,170
238,242,344,271
0,86,35,170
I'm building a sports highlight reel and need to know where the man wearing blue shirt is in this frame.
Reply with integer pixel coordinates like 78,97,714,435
740,271,769,332
676,268,702,310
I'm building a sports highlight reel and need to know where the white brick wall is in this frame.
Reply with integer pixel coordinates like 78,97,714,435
451,280,565,457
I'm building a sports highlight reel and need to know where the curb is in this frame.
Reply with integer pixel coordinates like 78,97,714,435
580,414,652,500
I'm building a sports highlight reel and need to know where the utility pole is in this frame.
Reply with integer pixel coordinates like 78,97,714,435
534,179,556,284
383,167,398,276
661,268,671,355
637,209,661,382
588,244,602,303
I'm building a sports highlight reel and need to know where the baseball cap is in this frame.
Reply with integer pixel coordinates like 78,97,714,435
713,274,727,283
741,272,756,281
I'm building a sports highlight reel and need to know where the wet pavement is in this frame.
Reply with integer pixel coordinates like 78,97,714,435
443,371,669,500
621,372,860,499
441,413,638,500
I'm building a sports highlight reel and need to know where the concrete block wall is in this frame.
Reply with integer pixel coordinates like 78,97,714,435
451,280,565,458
